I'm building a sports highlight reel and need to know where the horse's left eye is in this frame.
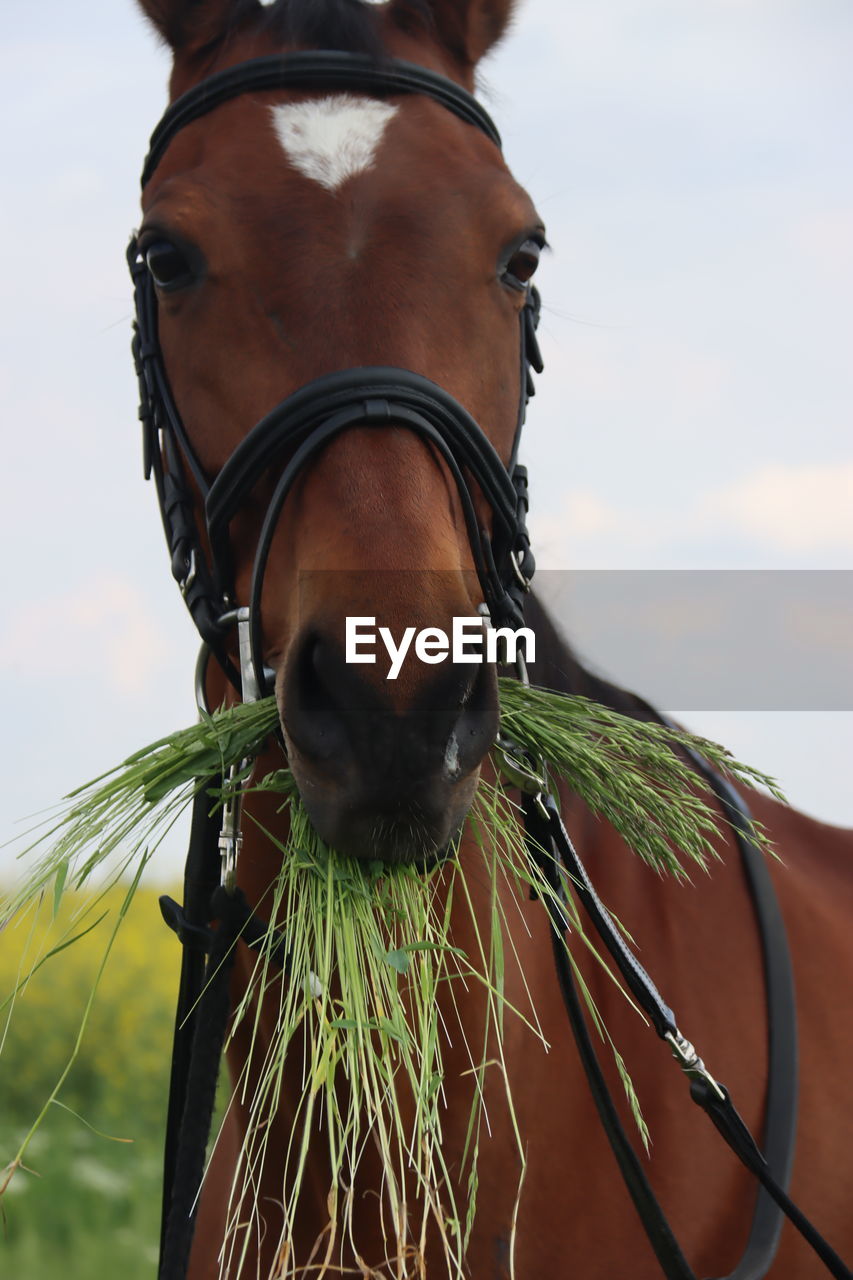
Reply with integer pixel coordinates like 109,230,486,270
144,239,195,292
503,238,543,290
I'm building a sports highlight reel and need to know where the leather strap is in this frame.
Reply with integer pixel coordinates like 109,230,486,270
206,370,521,555
141,51,502,187
524,794,697,1280
158,885,243,1280
678,746,798,1280
236,370,535,686
157,777,223,1270
158,789,292,1280
523,775,852,1280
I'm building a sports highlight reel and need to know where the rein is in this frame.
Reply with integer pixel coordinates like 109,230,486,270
128,47,850,1280
504,724,851,1280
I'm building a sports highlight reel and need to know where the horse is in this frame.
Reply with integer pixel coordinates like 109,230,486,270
130,1,853,1277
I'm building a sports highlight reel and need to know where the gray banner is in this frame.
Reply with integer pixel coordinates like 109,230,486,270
294,570,853,711
542,570,853,711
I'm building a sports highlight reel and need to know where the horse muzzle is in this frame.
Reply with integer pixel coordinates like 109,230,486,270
277,626,499,864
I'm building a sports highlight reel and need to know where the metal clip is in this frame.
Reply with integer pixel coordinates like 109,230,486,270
194,642,212,716
665,1029,726,1102
179,547,198,598
510,549,532,592
208,608,263,892
218,756,259,893
235,607,261,704
217,606,264,704
218,769,244,894
494,735,548,797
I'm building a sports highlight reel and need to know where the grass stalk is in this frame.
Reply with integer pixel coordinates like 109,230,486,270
1,679,782,1274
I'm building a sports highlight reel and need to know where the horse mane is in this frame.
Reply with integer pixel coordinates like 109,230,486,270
524,593,658,724
259,0,434,55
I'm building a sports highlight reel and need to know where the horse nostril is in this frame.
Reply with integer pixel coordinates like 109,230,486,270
283,633,350,763
282,626,499,789
449,659,499,777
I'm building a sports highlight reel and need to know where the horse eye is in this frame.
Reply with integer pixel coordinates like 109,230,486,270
144,240,194,291
503,238,543,290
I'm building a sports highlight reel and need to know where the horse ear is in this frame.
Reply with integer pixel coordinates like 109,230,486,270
136,0,262,53
391,0,517,68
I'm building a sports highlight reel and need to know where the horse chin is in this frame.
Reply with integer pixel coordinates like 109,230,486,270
288,762,480,869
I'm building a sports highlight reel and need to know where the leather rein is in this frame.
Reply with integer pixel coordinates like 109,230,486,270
128,48,850,1280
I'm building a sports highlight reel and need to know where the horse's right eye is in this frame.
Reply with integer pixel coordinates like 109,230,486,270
144,240,195,292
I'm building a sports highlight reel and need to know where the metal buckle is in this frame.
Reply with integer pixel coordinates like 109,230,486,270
665,1029,726,1102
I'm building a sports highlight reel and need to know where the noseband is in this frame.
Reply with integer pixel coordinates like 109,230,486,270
128,50,542,697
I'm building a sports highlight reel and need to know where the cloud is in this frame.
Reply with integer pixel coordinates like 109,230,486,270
531,460,853,566
531,496,630,569
0,575,171,697
788,207,853,279
702,462,853,552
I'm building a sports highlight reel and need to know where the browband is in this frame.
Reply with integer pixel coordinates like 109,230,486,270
141,50,502,187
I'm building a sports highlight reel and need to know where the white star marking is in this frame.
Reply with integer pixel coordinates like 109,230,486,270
270,94,398,191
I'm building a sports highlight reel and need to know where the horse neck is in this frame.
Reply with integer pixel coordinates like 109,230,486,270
523,590,653,719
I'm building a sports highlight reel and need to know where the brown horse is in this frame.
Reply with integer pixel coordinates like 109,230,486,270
132,1,853,1277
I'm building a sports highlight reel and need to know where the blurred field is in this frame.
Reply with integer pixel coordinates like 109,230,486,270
1,883,180,1277
0,1108,163,1277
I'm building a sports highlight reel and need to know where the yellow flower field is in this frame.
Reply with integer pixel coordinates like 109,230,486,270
1,882,182,1278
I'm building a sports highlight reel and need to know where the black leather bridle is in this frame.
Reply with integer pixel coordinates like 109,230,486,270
130,47,851,1280
128,51,541,700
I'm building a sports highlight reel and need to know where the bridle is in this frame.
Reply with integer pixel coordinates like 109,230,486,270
128,51,541,702
130,46,851,1280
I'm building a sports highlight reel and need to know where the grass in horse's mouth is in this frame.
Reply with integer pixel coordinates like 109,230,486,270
0,680,783,1278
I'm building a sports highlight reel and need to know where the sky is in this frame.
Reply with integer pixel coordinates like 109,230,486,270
1,0,851,882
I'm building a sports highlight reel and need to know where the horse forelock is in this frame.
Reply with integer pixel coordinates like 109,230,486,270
258,2,458,58
162,1,442,62
259,0,384,57
153,1,507,83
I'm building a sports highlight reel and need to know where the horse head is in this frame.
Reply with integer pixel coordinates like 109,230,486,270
132,0,544,864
